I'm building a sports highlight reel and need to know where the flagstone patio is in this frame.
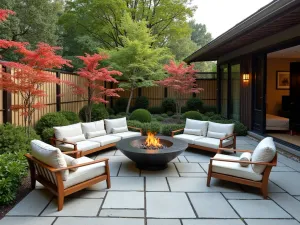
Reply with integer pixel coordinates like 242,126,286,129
2,136,300,225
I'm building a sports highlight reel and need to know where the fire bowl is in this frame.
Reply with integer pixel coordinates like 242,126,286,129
116,136,188,170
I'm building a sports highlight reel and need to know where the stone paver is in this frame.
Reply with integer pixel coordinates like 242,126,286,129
147,219,181,225
147,192,195,218
182,219,245,225
270,172,300,195
1,217,55,225
42,198,102,216
168,177,241,192
5,136,300,224
54,217,144,225
103,191,144,209
99,209,144,217
175,163,204,172
270,193,300,221
229,200,291,218
188,193,239,218
245,219,300,225
7,190,52,216
146,177,169,191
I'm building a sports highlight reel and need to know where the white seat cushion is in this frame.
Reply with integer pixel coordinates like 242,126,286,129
173,134,203,144
210,154,262,181
194,137,233,149
89,135,121,146
185,119,209,136
104,117,127,134
63,157,106,189
58,140,100,152
112,131,141,139
251,137,276,174
31,140,69,181
208,122,234,136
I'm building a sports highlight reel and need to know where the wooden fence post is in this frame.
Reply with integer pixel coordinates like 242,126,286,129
56,71,61,112
2,66,12,124
164,88,168,98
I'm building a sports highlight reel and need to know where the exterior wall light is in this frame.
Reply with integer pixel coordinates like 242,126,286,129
243,73,250,83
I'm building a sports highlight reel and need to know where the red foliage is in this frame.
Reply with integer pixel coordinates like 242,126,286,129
71,53,123,104
0,9,14,22
157,60,203,94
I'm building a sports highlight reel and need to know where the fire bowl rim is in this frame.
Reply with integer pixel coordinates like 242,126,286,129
116,136,188,154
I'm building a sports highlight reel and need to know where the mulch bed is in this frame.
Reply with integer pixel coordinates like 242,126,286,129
0,174,32,220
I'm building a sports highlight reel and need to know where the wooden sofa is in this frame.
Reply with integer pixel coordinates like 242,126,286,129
51,117,142,158
26,140,111,211
172,119,236,153
207,137,277,198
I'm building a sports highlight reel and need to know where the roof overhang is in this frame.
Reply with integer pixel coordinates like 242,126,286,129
185,0,300,63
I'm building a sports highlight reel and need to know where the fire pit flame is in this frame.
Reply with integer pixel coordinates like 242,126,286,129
140,132,166,150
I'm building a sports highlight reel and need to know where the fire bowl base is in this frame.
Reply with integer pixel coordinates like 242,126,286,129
136,163,168,171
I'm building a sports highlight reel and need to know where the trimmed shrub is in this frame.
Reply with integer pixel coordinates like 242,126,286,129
205,112,215,118
35,112,69,135
155,116,164,122
59,111,81,124
127,120,143,129
79,103,109,122
148,106,162,114
183,111,203,121
134,96,149,109
141,122,161,135
161,98,176,113
107,107,115,115
166,111,174,116
186,97,204,112
41,128,55,144
209,114,224,120
0,152,28,204
129,109,152,123
0,123,40,155
161,124,185,136
181,106,188,113
203,105,217,113
161,113,168,118
113,97,128,113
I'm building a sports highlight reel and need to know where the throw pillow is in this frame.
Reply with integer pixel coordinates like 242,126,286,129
239,152,252,167
207,131,227,139
112,126,128,134
63,134,86,143
86,130,107,139
184,128,202,136
63,154,79,171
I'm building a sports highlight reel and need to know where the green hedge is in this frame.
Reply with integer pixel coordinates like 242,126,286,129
183,111,203,120
59,111,81,124
148,106,162,114
129,109,152,123
127,120,160,135
41,128,55,143
161,98,176,113
35,112,70,135
79,103,109,122
113,97,128,113
134,96,149,109
161,124,185,136
186,97,204,112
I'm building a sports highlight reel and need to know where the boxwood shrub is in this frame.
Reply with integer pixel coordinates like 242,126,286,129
41,127,55,143
161,124,185,136
59,111,81,124
183,111,203,120
79,103,109,122
113,97,128,113
186,97,204,112
134,96,149,109
129,109,152,123
161,98,176,113
35,112,70,135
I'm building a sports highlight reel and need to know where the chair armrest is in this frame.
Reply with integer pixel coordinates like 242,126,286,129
171,128,184,137
218,148,253,153
128,126,142,135
50,137,77,146
52,158,109,172
220,133,236,141
210,157,276,166
62,151,83,155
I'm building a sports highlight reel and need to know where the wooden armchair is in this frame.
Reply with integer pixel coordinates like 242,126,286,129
25,151,111,211
207,148,277,198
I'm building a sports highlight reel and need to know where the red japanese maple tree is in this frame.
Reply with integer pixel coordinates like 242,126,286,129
157,60,204,117
70,53,123,122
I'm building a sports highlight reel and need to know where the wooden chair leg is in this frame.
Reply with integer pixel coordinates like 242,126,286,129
105,161,111,189
58,195,64,211
106,176,111,189
27,160,36,189
207,163,212,187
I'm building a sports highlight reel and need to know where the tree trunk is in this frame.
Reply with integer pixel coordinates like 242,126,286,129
126,87,134,115
86,87,92,122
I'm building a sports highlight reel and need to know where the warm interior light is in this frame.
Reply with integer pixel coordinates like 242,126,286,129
145,132,162,149
243,73,250,83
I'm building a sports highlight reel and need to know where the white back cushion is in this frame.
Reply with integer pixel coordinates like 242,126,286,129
251,137,276,174
81,120,105,135
54,123,82,140
184,128,202,136
185,119,209,136
208,122,234,136
31,140,69,181
207,131,226,139
104,117,127,134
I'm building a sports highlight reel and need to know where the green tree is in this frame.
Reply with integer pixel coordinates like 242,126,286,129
189,19,212,48
107,14,171,114
59,0,195,55
168,37,198,61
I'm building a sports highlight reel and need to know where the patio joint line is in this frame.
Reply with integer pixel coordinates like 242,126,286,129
51,217,58,225
38,195,55,216
220,192,245,224
144,177,147,225
198,163,208,174
185,192,198,218
179,218,183,225
96,191,108,217
166,177,171,192
173,162,181,177
116,162,122,176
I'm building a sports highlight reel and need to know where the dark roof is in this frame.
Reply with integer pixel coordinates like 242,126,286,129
185,0,300,63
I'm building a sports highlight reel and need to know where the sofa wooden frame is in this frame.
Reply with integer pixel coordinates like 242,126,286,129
207,148,277,199
50,126,142,158
171,129,236,153
25,151,111,211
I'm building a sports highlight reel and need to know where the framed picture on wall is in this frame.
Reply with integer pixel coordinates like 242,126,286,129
276,71,290,90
